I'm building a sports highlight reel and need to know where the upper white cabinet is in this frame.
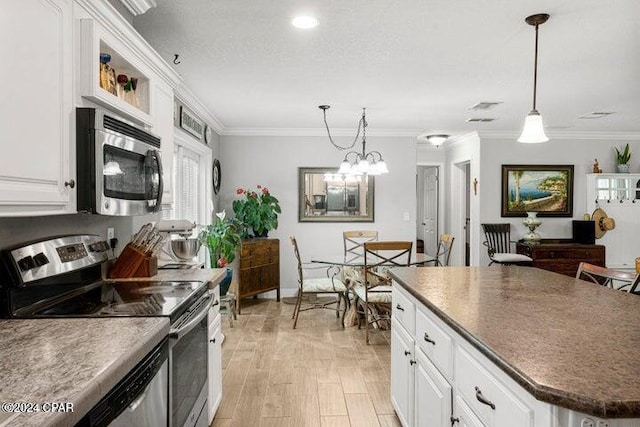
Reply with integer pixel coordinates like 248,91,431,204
0,0,75,216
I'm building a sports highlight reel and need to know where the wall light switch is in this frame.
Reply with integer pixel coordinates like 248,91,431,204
403,212,410,221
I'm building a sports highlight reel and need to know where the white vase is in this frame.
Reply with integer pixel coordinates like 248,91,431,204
617,163,630,173
523,211,542,242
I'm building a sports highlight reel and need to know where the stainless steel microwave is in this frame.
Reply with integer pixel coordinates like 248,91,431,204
76,108,163,216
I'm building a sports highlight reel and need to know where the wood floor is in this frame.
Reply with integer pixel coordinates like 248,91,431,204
212,298,401,427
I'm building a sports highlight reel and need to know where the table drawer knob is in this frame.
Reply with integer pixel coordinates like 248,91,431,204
475,386,496,410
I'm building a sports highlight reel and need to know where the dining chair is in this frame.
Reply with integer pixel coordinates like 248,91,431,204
343,230,379,263
575,262,639,292
289,236,348,329
354,241,412,344
423,234,455,267
481,223,532,266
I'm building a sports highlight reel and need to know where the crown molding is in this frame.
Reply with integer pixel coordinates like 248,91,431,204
75,0,181,87
477,130,640,140
174,84,224,135
219,127,423,137
119,0,156,16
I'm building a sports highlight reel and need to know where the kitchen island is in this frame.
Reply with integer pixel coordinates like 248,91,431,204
389,266,640,426
0,317,169,427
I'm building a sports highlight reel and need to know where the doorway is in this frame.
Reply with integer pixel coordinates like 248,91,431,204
416,166,439,256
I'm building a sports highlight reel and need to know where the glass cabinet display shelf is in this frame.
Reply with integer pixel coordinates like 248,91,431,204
587,173,640,203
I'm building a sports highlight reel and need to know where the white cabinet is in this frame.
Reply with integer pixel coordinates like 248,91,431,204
454,395,485,427
0,0,74,216
415,348,452,427
207,285,222,424
391,319,415,427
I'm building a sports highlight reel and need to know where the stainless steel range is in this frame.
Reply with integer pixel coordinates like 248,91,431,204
0,235,213,427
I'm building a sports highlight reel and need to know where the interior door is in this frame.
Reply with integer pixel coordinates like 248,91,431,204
422,167,439,256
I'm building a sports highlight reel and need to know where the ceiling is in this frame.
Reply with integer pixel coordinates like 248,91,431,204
132,0,640,139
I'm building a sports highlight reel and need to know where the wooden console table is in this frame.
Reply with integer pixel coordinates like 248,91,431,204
238,238,280,314
516,239,605,277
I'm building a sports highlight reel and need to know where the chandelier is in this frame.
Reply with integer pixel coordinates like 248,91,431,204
518,13,550,143
318,105,389,175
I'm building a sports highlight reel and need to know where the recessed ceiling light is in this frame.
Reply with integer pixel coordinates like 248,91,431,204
292,16,318,29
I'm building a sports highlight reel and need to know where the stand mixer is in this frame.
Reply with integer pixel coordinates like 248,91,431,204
155,219,204,269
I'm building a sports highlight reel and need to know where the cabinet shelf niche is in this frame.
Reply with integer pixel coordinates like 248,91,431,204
79,19,152,125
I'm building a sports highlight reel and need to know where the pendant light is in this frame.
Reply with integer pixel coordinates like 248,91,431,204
518,13,550,144
319,106,389,176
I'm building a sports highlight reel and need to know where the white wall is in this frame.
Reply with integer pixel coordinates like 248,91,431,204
220,134,417,296
478,136,640,266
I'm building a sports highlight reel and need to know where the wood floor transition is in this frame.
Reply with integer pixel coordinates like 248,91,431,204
212,298,401,427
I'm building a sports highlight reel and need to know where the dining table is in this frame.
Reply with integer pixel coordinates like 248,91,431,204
310,253,437,326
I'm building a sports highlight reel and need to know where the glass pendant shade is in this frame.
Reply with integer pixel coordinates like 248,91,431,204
338,160,352,174
517,110,549,143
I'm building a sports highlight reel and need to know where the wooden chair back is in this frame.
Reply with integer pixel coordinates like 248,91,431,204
343,230,378,263
576,262,638,291
435,234,455,266
363,241,412,288
481,223,513,256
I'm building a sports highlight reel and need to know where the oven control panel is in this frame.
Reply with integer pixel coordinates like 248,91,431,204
5,235,109,285
56,243,89,263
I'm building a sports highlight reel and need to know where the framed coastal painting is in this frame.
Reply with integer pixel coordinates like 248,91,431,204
501,165,574,217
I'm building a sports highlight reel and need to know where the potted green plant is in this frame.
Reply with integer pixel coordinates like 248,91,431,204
615,143,631,173
199,211,242,296
232,185,281,238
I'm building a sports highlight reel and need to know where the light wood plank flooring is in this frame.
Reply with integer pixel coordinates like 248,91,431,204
212,298,401,427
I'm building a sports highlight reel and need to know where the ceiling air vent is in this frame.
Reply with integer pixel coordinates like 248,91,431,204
467,102,503,111
466,118,496,123
578,112,615,119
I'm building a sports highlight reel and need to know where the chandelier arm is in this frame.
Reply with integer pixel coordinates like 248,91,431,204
322,109,361,151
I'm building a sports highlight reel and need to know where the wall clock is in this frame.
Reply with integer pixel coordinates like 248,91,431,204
213,159,221,194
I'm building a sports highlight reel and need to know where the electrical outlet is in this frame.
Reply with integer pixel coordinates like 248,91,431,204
597,421,610,427
107,227,115,240
581,418,595,427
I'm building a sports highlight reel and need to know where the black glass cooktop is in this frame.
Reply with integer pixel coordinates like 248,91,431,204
28,280,206,321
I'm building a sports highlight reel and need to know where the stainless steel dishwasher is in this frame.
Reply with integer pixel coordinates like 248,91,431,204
77,338,169,426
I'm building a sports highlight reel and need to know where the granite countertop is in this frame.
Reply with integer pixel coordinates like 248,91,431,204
0,317,169,427
389,266,640,419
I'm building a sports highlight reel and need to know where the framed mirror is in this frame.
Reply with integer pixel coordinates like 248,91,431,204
298,167,374,222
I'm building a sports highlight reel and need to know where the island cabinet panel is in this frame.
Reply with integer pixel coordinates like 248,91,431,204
237,239,280,314
516,240,605,277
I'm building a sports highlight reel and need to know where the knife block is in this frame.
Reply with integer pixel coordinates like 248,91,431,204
132,256,157,278
107,244,156,278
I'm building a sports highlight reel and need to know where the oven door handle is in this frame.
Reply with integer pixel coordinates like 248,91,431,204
169,294,213,341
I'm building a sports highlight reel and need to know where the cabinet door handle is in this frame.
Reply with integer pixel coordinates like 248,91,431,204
409,360,416,366
423,332,436,345
450,416,460,425
64,179,75,188
475,386,496,410
404,350,411,356
209,337,216,343
396,304,404,312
